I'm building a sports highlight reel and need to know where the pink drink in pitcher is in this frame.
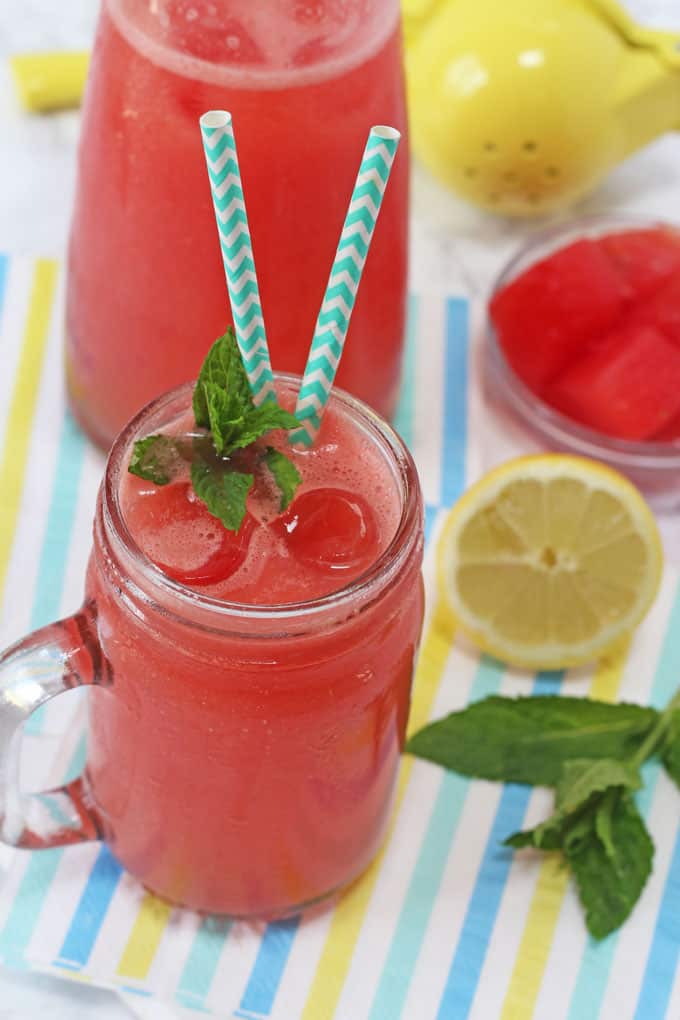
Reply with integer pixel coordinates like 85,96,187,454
66,1,409,449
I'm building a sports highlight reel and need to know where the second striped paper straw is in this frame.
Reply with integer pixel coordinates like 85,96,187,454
292,125,401,446
199,110,276,405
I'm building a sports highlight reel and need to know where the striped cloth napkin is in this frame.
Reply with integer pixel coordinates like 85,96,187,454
1,254,680,1020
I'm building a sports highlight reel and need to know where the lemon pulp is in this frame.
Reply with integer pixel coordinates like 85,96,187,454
438,456,662,668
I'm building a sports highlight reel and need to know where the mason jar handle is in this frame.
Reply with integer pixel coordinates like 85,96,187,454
0,604,107,849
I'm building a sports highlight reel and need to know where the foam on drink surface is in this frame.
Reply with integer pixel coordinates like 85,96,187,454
121,393,401,606
107,0,399,88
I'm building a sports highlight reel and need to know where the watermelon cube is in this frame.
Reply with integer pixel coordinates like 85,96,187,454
490,239,627,392
599,227,680,302
651,412,680,443
631,272,680,347
546,322,680,441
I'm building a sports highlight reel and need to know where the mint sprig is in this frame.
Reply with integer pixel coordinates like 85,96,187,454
194,337,300,457
128,329,302,530
407,688,680,939
264,447,303,510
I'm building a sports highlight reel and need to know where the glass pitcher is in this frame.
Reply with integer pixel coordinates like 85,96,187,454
65,0,409,449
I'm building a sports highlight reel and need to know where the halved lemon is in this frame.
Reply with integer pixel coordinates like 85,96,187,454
437,455,663,669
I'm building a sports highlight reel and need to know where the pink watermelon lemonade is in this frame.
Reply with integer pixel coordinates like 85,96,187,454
84,376,424,916
66,0,409,449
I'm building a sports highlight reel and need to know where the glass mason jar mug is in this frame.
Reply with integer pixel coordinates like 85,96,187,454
0,377,424,918
66,0,409,449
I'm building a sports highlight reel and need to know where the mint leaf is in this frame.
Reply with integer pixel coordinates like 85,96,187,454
563,811,598,857
245,404,301,433
660,709,680,790
192,330,300,456
567,792,653,939
232,404,301,451
191,459,253,532
128,435,181,485
406,696,658,787
193,329,253,430
594,789,619,861
206,396,300,456
505,823,563,852
201,384,300,456
556,758,641,812
265,447,302,510
505,758,641,852
508,789,654,938
204,382,248,456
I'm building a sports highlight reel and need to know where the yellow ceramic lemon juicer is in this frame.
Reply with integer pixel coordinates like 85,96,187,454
403,0,680,216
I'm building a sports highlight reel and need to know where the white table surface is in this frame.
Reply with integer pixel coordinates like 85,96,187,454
1,1,680,1017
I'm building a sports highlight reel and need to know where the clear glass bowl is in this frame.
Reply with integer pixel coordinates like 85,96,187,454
484,213,680,512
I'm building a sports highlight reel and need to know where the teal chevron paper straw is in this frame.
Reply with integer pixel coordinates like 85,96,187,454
292,125,401,446
199,110,275,405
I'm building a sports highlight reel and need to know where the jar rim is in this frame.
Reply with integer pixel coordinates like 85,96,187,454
98,373,423,635
486,212,680,473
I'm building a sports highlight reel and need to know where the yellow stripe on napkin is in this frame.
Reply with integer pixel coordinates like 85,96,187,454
499,640,631,1020
117,893,173,981
0,259,57,597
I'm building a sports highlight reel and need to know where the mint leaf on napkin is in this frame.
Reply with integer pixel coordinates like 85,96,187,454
405,696,658,786
407,686,680,939
567,791,653,939
556,758,642,813
660,709,680,790
505,758,641,853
